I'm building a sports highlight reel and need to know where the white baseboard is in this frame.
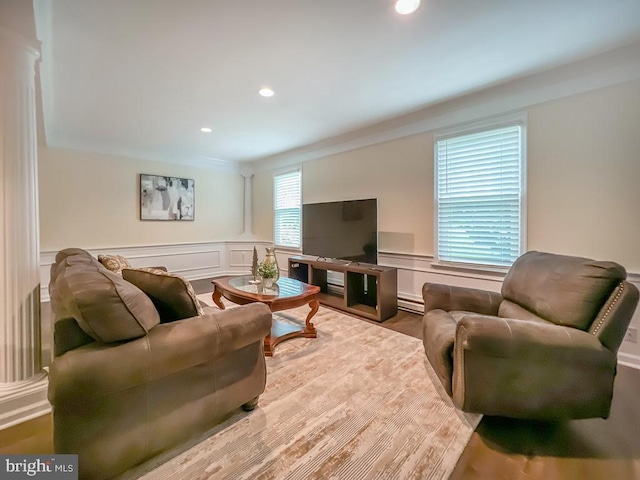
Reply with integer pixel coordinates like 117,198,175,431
617,353,640,370
0,372,50,431
398,296,424,315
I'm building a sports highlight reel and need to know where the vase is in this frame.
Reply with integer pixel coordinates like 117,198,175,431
262,277,274,289
264,247,280,281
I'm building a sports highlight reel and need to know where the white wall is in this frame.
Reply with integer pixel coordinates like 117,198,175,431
304,134,434,255
38,147,244,250
253,132,434,255
527,80,640,270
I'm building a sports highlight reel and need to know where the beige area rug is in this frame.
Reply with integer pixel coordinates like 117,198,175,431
118,295,481,480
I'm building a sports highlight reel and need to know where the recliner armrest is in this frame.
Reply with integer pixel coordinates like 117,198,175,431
451,315,618,419
456,315,614,363
422,283,502,315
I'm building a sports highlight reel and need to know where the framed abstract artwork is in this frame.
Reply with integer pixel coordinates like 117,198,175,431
140,174,195,221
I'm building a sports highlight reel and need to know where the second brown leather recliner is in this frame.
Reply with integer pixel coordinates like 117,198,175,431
423,251,639,420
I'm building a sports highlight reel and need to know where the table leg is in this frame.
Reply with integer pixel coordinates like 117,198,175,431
212,288,225,309
305,298,319,335
264,335,274,357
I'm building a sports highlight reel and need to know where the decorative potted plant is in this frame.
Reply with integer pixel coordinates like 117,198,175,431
257,261,279,289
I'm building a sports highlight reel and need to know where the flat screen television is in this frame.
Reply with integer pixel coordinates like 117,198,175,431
302,198,378,264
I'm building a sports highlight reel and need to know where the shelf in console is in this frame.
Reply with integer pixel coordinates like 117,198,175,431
317,292,344,310
288,255,397,322
348,303,378,317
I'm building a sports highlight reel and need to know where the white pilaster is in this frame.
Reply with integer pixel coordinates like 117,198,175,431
239,173,256,239
0,26,49,429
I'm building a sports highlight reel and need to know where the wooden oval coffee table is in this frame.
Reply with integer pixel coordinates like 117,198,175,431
212,276,320,356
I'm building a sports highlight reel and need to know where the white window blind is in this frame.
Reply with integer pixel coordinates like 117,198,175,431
436,124,524,267
274,170,301,248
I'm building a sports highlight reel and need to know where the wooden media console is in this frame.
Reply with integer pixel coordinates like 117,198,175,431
288,255,397,322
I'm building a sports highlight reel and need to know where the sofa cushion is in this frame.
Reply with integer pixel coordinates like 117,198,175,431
501,251,626,330
51,248,161,343
122,267,204,323
98,254,132,274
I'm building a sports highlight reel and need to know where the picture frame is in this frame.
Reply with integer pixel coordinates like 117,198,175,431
140,174,195,221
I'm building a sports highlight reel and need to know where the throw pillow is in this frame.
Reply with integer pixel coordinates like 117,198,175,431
122,267,204,323
98,254,132,274
51,249,161,343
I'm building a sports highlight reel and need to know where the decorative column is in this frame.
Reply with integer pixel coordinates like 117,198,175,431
0,25,49,429
239,173,255,239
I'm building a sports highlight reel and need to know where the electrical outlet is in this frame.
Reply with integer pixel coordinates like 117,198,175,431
624,327,637,343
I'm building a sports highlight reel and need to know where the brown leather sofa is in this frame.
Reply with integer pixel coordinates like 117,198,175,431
48,248,272,479
423,251,639,420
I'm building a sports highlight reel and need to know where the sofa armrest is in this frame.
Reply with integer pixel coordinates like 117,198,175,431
148,303,271,378
452,315,618,418
422,283,502,315
48,303,272,405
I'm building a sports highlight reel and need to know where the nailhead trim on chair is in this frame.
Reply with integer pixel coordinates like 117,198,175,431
592,282,624,335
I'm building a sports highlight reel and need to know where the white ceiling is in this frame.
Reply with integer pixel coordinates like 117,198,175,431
36,0,640,164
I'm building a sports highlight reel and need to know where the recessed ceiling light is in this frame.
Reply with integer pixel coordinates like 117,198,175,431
259,87,275,97
200,127,212,133
395,0,420,15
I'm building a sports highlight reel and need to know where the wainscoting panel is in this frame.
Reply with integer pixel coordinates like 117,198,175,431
40,241,271,302
228,247,255,268
226,242,274,274
154,249,221,276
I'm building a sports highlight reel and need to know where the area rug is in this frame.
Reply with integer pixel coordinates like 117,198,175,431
117,296,480,480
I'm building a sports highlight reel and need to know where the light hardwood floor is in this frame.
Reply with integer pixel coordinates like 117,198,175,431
4,280,639,480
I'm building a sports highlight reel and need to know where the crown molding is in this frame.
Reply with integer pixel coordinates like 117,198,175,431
188,156,240,173
45,142,240,173
248,41,640,173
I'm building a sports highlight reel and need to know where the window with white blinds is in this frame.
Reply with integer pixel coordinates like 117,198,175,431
435,123,525,267
274,169,302,248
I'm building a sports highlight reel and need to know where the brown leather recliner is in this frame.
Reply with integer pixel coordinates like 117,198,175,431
422,251,639,420
48,248,272,480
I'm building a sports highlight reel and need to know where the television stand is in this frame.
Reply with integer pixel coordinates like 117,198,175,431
288,255,397,322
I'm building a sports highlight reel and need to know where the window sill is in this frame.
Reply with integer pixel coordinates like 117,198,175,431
431,261,509,277
274,246,302,255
